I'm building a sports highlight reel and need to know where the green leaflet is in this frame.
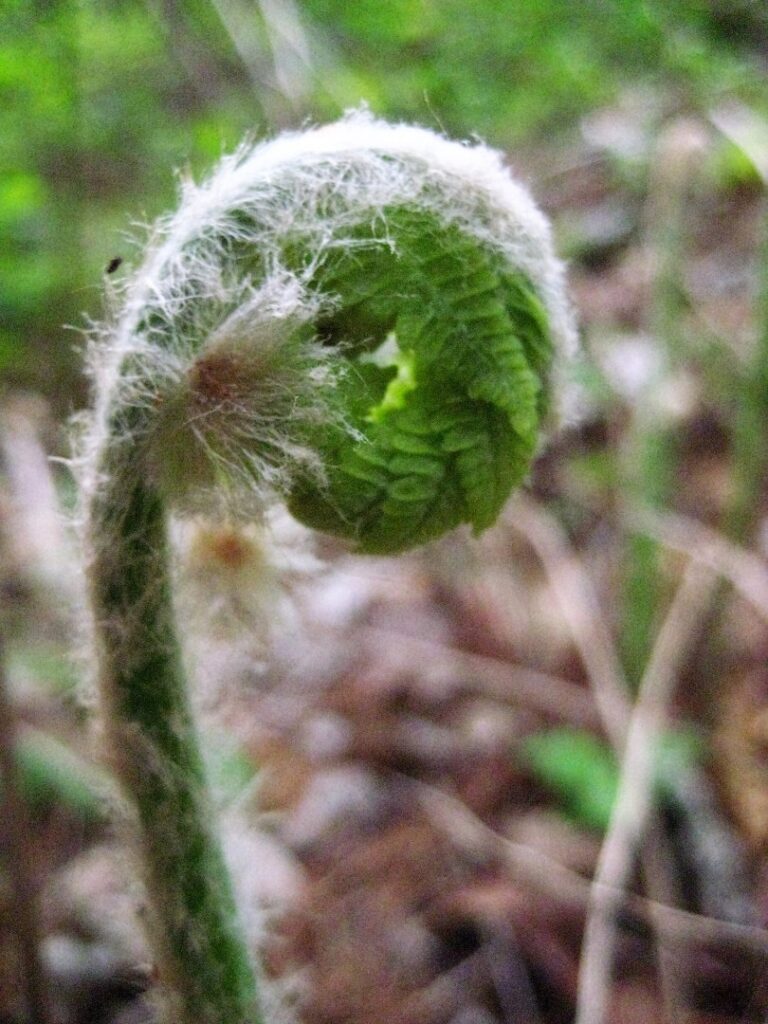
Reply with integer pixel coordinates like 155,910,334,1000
286,206,554,554
522,729,619,833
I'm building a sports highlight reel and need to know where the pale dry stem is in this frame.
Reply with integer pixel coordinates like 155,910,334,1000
359,625,600,729
508,495,724,1023
413,778,768,956
629,507,768,624
509,494,630,749
574,561,716,1024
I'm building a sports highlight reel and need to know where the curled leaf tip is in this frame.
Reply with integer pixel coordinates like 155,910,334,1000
92,112,576,554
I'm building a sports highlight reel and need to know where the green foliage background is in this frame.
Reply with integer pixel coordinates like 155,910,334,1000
1,0,766,410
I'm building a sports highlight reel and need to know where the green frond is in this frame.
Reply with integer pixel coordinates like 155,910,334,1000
287,205,554,553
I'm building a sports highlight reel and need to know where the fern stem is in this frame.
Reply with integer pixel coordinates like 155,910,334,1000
87,434,260,1023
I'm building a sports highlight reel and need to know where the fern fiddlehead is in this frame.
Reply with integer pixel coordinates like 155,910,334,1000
81,112,574,1023
288,209,556,553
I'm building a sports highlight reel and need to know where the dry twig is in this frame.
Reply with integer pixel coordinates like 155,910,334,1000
629,507,768,623
574,561,716,1024
412,777,768,957
507,496,729,1022
360,626,601,729
509,494,630,750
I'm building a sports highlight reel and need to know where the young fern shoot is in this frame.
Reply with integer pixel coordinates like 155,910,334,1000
80,111,575,1023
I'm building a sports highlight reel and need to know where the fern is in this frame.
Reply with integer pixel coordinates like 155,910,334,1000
79,112,574,1023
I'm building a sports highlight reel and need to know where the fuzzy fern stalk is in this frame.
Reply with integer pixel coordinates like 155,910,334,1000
79,111,575,1023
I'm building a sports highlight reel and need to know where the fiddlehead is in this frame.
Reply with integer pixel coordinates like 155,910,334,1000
287,210,557,553
80,111,574,1023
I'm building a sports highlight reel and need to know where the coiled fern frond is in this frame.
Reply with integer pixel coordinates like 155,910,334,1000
89,110,574,554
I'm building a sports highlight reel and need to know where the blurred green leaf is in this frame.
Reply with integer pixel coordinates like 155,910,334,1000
522,726,703,832
204,735,258,806
9,728,107,822
9,646,79,699
522,728,619,832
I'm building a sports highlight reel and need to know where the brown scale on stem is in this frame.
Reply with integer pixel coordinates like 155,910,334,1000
189,351,249,409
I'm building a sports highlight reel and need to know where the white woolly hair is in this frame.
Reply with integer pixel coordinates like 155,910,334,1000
83,108,576,519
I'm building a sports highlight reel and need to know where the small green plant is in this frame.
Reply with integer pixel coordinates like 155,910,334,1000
78,111,574,1023
521,725,703,833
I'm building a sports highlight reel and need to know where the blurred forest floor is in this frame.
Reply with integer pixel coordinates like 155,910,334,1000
3,3,768,1023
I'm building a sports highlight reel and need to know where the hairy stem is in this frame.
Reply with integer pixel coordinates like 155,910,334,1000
87,429,259,1023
